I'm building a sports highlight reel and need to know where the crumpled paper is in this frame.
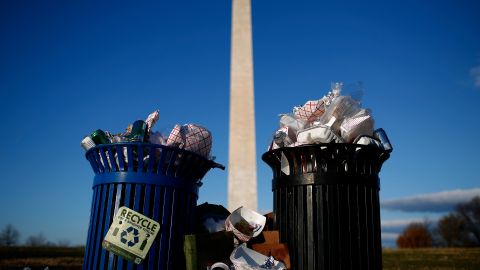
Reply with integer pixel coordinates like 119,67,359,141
166,124,212,158
293,83,342,124
267,82,389,151
145,110,160,133
82,110,215,158
225,207,266,242
293,99,326,124
340,109,374,143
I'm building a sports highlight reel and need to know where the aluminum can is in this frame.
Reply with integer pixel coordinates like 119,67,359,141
373,128,392,153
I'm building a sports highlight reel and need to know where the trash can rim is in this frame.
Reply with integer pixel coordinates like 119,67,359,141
261,143,389,161
85,142,225,170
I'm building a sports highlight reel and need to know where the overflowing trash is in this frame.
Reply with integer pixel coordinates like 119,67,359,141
230,244,286,270
268,82,393,153
262,83,393,270
185,205,289,270
80,109,215,159
208,263,232,270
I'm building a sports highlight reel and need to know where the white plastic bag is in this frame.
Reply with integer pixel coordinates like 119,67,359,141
296,125,344,144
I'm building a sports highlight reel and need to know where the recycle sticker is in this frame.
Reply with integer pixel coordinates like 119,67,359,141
102,206,160,264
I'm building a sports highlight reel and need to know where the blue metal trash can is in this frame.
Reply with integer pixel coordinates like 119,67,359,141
83,143,223,270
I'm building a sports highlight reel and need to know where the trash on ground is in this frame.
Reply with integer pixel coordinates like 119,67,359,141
225,207,266,242
230,244,286,270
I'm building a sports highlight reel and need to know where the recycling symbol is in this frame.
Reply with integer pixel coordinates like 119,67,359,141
120,226,140,247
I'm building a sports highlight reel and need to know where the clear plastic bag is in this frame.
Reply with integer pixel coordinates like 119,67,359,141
279,114,307,139
318,95,361,135
292,82,342,125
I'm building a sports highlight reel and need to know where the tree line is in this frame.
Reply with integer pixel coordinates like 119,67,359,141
0,224,71,247
3,197,479,248
396,196,480,248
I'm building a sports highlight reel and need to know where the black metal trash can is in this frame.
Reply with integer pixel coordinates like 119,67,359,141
262,144,389,270
83,143,223,270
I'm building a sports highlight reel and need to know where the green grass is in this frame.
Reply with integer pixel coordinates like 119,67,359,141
383,248,480,270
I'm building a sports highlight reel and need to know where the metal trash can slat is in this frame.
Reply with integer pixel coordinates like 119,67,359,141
263,144,389,270
83,143,222,270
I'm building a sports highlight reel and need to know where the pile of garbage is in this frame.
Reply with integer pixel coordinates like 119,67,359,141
80,110,214,159
268,82,392,153
186,204,289,270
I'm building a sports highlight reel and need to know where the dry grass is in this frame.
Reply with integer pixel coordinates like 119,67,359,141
0,247,84,270
383,248,480,270
0,257,82,270
1,247,480,269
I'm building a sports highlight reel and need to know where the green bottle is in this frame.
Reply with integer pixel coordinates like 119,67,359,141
90,129,110,145
128,120,147,142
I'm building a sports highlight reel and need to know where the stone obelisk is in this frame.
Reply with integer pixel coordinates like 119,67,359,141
228,0,257,211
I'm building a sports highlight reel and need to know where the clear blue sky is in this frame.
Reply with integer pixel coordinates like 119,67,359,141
1,0,479,247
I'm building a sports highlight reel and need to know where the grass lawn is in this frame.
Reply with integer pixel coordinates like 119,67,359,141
0,247,84,270
1,247,480,269
383,248,480,270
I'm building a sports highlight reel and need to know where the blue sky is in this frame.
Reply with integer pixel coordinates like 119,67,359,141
1,0,479,247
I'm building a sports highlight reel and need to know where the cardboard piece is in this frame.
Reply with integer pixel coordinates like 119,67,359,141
248,230,290,269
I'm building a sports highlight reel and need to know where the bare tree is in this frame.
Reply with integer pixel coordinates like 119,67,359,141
0,224,20,246
435,213,475,247
57,239,71,247
432,196,480,247
456,196,480,245
25,233,47,247
396,222,433,248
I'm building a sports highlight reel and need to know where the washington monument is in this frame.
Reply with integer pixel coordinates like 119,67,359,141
228,0,257,211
